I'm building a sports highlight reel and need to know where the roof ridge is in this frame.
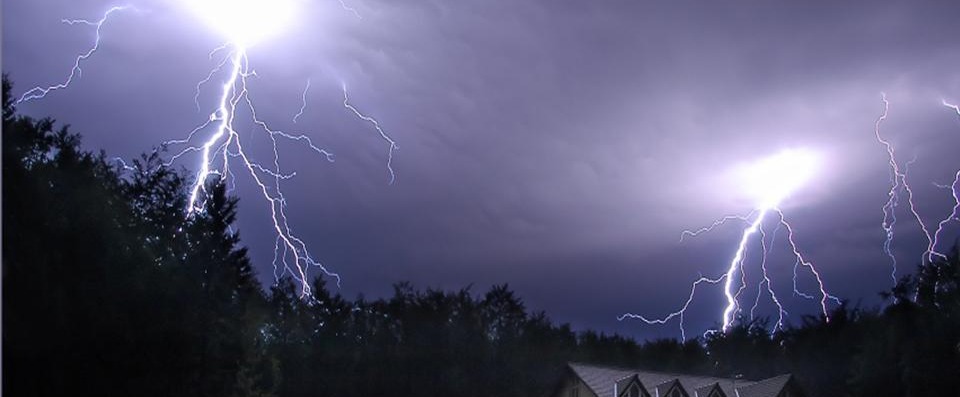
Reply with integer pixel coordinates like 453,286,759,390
569,362,714,379
694,382,720,390
568,362,795,397
735,373,791,390
569,362,767,383
654,378,678,388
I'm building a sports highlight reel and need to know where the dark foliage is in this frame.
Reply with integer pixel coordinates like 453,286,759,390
3,75,959,397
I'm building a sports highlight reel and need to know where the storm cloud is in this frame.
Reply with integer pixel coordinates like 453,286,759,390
5,0,960,339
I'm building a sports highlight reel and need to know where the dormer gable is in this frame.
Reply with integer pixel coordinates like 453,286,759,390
616,375,651,397
693,383,726,397
654,379,690,397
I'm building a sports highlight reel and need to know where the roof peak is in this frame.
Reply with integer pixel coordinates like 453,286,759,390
568,361,786,384
567,363,797,397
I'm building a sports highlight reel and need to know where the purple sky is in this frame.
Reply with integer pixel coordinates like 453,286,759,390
4,0,960,340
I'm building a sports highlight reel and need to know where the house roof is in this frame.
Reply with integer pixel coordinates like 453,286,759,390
693,383,725,397
733,374,791,397
652,379,681,397
616,375,640,396
568,362,793,397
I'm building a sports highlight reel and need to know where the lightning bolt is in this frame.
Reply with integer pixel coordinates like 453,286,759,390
679,212,753,242
112,157,136,172
337,0,363,19
719,209,769,330
21,3,399,296
873,94,944,283
618,274,726,342
750,221,788,332
161,2,397,295
342,83,399,185
16,6,134,104
161,45,342,296
875,93,904,284
621,202,835,339
194,43,233,112
293,79,310,123
944,99,960,118
775,208,839,314
621,151,841,341
928,100,960,268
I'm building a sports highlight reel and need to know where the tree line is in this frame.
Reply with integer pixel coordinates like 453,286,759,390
3,75,958,397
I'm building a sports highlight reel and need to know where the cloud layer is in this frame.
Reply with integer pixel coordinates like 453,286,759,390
5,0,960,339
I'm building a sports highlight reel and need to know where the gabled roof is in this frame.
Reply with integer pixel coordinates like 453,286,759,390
732,374,792,397
693,382,726,397
568,362,794,397
615,375,640,397
653,379,688,397
615,375,651,397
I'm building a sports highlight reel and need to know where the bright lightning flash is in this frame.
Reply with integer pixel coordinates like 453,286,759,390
167,0,398,296
738,149,819,211
18,2,398,297
166,0,337,296
621,149,837,339
184,0,297,48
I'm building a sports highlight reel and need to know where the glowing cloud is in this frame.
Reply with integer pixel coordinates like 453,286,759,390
183,0,298,46
738,149,820,210
622,148,833,339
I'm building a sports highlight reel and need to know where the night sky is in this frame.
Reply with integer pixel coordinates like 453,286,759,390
4,0,960,340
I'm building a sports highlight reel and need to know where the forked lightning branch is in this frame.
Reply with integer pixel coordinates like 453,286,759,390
16,0,399,296
620,149,838,340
